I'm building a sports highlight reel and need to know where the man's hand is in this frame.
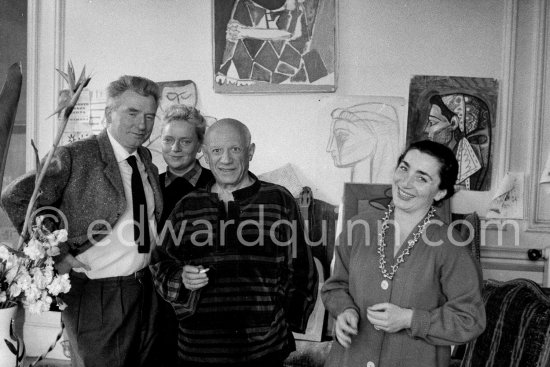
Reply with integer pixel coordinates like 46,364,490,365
366,302,413,333
55,254,91,274
182,265,209,291
335,308,359,348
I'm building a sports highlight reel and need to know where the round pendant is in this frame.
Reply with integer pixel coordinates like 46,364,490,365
381,279,389,290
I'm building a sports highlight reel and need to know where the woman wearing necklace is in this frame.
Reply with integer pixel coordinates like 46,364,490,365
322,140,485,367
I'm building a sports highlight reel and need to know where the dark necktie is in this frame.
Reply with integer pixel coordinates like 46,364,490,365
127,155,150,253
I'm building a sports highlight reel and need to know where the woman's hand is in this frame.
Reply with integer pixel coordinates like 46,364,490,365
182,265,209,291
366,303,413,333
335,308,359,348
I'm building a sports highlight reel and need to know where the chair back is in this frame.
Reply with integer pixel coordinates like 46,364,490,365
461,278,550,367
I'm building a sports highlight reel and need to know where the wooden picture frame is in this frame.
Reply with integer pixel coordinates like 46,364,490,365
212,0,337,94
406,75,499,192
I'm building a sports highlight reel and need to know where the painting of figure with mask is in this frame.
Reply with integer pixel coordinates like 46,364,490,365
406,75,498,191
213,0,336,93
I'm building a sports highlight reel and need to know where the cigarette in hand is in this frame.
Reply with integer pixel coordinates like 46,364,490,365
199,268,210,274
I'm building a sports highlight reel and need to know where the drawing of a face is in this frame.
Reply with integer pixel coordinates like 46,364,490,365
425,104,456,145
159,83,197,113
423,93,492,190
326,118,376,167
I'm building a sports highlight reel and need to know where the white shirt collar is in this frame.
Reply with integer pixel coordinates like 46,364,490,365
106,129,139,163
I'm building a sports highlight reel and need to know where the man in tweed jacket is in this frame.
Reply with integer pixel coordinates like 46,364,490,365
1,75,165,367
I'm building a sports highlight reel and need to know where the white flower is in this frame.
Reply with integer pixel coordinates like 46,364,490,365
4,252,20,271
26,294,53,314
46,233,57,246
31,268,48,289
2,218,72,314
53,229,68,243
43,264,54,284
16,271,32,289
0,245,10,261
47,273,71,296
23,238,45,261
27,299,50,314
46,229,68,248
5,266,20,283
9,283,22,298
26,283,42,303
46,246,60,257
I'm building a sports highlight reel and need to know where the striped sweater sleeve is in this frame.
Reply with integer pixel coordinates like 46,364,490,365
150,201,199,319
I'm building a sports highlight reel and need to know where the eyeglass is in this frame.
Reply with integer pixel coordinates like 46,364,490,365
161,137,195,147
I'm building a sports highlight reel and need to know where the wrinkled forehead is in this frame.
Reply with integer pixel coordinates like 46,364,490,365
205,125,247,147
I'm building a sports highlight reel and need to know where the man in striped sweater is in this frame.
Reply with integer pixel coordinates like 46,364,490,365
151,118,318,367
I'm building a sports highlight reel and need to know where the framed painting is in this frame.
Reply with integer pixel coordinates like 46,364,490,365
406,75,499,192
212,0,337,93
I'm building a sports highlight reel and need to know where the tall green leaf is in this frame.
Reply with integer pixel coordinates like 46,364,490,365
0,62,23,195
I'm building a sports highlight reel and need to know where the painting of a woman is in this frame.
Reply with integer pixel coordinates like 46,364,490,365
327,103,400,184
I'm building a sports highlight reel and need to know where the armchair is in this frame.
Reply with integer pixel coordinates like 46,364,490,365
460,278,550,367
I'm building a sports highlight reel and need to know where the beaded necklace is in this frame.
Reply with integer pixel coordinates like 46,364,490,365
377,204,436,290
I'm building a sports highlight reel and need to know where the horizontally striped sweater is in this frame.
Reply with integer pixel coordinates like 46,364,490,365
151,174,318,365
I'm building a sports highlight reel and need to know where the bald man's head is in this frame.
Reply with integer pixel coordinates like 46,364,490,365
204,118,252,147
203,118,255,191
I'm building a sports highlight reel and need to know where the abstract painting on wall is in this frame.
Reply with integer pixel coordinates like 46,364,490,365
406,75,498,191
212,0,337,93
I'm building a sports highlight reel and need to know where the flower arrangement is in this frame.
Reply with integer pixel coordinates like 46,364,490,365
0,61,90,365
0,62,89,315
0,218,71,314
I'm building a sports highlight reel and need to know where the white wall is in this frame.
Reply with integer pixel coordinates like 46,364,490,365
29,0,550,250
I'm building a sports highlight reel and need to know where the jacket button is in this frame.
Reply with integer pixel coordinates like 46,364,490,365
367,362,375,367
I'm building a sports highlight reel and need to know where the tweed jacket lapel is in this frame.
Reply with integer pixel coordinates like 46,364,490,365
97,130,126,201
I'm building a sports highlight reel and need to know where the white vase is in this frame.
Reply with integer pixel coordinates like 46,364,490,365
0,306,18,367
23,309,69,360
